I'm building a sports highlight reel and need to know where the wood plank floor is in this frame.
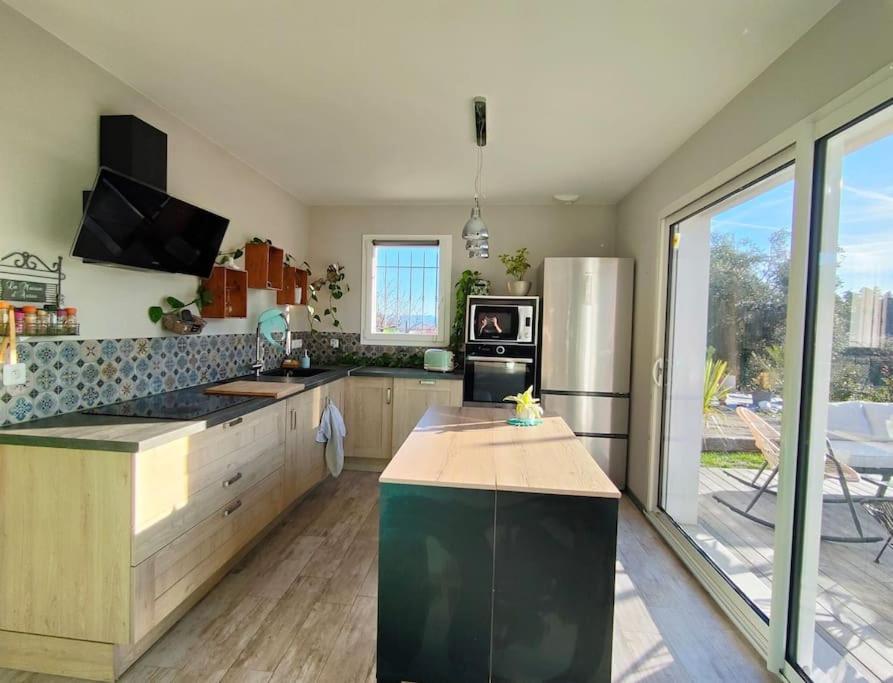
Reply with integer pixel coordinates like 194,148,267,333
689,466,892,681
0,470,771,682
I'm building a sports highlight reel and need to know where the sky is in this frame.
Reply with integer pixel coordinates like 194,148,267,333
374,245,439,332
710,129,893,294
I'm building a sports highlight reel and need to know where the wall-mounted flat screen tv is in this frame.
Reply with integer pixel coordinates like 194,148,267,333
72,167,230,278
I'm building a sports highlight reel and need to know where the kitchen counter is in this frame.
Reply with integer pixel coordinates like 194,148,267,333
380,405,619,498
348,366,462,381
377,405,619,683
0,365,463,452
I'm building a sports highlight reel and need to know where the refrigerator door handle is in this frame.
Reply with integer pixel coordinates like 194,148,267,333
652,357,664,387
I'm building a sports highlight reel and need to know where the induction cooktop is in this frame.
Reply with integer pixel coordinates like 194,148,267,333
84,386,256,420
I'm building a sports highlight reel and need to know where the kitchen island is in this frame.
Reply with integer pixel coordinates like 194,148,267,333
377,405,621,683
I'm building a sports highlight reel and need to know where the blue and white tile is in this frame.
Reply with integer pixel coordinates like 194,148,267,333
81,363,101,385
33,342,58,367
118,338,135,359
34,367,58,392
59,341,80,364
81,385,100,408
100,339,119,362
59,388,80,413
99,382,119,404
7,396,33,423
59,364,80,387
33,393,58,418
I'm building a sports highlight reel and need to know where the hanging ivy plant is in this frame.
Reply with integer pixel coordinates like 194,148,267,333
148,285,213,323
304,261,349,331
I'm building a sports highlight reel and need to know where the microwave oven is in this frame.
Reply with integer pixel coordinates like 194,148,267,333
466,296,539,345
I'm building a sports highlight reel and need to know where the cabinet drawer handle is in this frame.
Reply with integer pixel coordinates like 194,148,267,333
223,472,243,488
419,379,435,385
225,417,243,428
223,500,242,517
385,387,392,405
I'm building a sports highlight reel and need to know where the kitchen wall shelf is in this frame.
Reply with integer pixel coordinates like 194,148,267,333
201,266,248,318
244,242,284,290
276,266,308,305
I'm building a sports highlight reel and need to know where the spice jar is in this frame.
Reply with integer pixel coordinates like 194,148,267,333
63,307,78,334
14,309,24,334
36,309,49,335
22,306,38,336
44,304,58,334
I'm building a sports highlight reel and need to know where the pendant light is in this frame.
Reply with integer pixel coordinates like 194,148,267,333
463,96,489,257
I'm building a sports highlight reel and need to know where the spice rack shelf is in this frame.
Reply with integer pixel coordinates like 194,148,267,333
0,251,79,337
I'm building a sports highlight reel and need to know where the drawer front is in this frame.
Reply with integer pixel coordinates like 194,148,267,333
132,467,284,642
133,403,286,564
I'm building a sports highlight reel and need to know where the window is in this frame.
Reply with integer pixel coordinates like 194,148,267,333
361,235,452,346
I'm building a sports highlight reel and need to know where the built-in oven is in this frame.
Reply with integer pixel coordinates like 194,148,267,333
466,296,538,344
463,343,538,405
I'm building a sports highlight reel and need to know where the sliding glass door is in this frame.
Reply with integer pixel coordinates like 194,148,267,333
791,99,893,682
659,159,796,622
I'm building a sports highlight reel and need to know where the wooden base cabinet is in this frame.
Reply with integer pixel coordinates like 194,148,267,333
0,398,334,681
391,377,463,454
285,378,346,500
344,376,462,465
345,377,394,461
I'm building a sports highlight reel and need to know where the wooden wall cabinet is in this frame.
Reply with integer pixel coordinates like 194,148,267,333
201,266,248,318
244,242,285,290
276,266,309,306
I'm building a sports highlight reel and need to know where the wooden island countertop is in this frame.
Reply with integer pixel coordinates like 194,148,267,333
379,405,620,499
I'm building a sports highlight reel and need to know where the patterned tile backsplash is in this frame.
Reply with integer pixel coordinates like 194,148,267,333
1,334,288,426
0,331,436,426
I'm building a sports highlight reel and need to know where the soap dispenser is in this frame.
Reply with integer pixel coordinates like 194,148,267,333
300,349,311,369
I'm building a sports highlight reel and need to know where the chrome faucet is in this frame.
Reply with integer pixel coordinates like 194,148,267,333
252,323,265,377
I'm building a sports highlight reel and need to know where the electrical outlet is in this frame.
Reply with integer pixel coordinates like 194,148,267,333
294,338,303,349
3,363,27,387
330,338,340,349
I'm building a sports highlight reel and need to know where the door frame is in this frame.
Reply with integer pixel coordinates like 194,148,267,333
640,65,893,680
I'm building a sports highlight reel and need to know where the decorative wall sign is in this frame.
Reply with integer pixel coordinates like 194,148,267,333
0,278,48,303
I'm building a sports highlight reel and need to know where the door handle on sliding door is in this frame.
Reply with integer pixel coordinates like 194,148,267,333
652,358,664,387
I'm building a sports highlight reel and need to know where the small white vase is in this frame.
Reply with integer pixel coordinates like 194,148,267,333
507,280,532,296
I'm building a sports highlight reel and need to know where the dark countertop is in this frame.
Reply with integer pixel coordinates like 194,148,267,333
0,365,462,452
348,366,462,381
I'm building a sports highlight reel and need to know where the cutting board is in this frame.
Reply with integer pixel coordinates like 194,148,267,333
205,381,305,399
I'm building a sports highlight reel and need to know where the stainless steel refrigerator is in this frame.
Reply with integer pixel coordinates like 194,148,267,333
540,257,634,488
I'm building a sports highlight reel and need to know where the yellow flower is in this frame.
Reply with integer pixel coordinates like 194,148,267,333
504,386,544,420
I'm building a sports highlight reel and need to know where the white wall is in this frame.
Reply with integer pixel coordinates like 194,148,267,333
0,4,309,339
306,205,615,334
616,0,893,505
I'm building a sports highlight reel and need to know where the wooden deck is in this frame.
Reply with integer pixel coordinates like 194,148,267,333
687,466,893,681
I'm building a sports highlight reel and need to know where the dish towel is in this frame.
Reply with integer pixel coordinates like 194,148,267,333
315,398,347,477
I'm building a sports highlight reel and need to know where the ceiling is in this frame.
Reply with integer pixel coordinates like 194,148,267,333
6,0,837,205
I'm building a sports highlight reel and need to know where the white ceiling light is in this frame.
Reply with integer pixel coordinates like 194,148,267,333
463,96,489,257
553,193,581,204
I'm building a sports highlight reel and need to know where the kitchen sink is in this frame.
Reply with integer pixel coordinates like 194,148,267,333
261,367,329,379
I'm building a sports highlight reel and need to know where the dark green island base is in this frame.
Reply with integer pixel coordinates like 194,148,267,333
376,406,620,683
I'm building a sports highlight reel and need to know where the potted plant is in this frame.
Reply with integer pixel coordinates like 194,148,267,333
450,269,490,353
498,247,532,295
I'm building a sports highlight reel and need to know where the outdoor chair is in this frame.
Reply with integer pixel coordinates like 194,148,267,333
863,501,893,563
713,407,884,544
